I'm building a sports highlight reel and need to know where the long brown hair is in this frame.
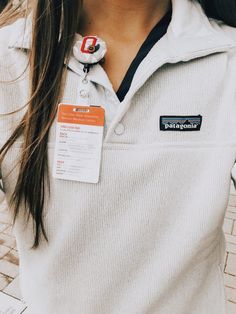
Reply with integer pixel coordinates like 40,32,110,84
0,1,29,26
0,0,82,248
1,0,236,249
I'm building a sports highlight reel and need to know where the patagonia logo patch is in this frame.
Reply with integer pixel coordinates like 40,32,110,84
160,115,202,131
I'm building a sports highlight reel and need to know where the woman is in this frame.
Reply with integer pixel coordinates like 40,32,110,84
0,0,236,313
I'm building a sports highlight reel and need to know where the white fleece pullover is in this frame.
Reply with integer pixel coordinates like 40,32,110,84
1,0,236,313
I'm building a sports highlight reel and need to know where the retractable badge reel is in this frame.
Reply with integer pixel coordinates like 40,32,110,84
73,35,107,105
53,36,107,184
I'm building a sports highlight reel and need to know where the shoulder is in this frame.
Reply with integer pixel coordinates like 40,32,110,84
0,23,12,49
0,22,16,68
207,18,236,69
217,22,236,43
0,17,24,53
209,18,236,48
0,16,30,79
0,19,29,116
0,17,30,74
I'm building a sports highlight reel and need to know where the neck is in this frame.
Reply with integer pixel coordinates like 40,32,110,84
79,0,171,41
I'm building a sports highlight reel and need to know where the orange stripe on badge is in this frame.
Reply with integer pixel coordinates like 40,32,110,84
58,104,105,126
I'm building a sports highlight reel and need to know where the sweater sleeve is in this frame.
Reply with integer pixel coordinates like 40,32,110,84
217,22,236,190
0,25,9,204
0,21,29,206
0,23,17,204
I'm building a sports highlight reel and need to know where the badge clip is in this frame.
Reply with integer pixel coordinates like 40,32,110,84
73,35,107,74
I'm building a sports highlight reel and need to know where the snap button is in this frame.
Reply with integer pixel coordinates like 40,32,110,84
114,123,125,135
79,89,89,98
82,78,89,84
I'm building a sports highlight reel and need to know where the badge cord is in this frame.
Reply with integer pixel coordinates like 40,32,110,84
78,64,91,106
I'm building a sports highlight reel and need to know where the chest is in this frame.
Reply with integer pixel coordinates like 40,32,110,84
51,52,236,148
1,50,236,149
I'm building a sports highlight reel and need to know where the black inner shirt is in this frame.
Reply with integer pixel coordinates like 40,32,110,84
116,9,172,102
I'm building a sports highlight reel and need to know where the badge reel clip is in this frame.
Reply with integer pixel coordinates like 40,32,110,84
73,36,107,105
53,36,107,184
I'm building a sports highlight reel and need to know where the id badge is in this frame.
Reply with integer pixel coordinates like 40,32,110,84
53,104,105,184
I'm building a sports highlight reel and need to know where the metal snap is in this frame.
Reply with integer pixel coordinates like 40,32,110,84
114,123,125,135
82,78,88,84
79,90,89,98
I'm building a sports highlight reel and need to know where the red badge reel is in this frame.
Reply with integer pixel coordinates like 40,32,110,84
73,35,107,74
